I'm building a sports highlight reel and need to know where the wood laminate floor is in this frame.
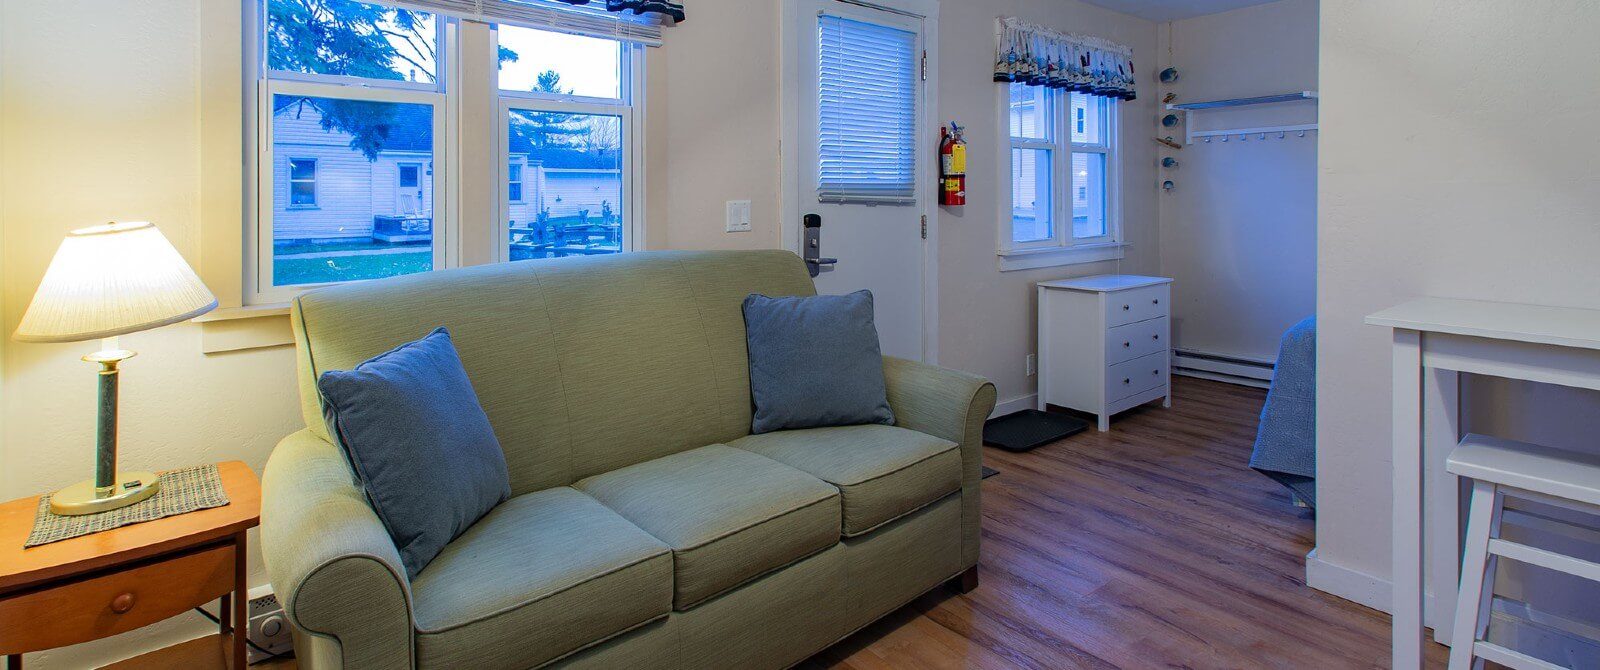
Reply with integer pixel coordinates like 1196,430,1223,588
253,376,1445,670
804,376,1449,669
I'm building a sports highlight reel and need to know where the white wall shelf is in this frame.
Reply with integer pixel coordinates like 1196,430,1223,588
1166,90,1317,110
1167,91,1319,144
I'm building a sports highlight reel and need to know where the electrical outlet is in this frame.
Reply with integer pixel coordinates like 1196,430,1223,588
1026,354,1037,377
247,587,294,663
725,200,752,232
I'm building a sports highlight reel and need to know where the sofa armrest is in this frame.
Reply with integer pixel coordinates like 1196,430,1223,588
261,429,416,670
881,357,996,567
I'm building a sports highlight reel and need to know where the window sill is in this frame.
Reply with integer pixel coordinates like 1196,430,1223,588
195,304,294,355
194,304,291,322
997,242,1126,271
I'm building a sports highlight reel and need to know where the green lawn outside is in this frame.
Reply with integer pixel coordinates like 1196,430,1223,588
274,251,432,286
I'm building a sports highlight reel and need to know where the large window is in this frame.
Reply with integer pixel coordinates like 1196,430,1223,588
248,0,648,303
497,25,639,261
1003,82,1118,265
254,0,445,299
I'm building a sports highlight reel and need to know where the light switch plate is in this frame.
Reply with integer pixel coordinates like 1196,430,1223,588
726,200,752,232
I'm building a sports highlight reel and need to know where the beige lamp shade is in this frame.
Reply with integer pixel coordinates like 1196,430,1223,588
13,221,218,343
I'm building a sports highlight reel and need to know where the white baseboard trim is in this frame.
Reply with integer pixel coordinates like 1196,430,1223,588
990,394,1037,419
1305,548,1394,614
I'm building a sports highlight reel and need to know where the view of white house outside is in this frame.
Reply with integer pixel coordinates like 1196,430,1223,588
269,95,437,285
498,25,629,260
262,0,442,288
506,110,625,260
1008,83,1113,246
256,1,637,295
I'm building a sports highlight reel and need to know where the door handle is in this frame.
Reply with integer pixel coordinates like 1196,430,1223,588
802,214,837,278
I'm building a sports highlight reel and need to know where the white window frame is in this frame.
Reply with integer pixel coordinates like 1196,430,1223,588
243,1,650,305
997,84,1124,271
246,0,454,304
493,25,645,262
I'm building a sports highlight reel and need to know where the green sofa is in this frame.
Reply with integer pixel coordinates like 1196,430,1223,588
261,250,996,669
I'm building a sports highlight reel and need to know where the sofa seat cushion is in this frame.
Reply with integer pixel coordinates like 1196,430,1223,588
730,424,960,537
411,487,672,669
575,445,841,610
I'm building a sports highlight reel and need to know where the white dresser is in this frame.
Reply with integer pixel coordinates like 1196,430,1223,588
1037,275,1173,431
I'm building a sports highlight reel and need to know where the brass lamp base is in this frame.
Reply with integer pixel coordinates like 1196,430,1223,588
50,471,161,516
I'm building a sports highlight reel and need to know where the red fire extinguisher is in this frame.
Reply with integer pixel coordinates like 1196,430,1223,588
939,123,967,207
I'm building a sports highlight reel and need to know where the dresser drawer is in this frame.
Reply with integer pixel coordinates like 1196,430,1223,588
0,543,234,654
1106,351,1169,402
1105,284,1170,328
1106,317,1169,364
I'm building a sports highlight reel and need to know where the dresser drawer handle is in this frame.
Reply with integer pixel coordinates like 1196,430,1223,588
1152,299,1160,305
111,592,136,614
1122,304,1130,311
1123,378,1131,385
1153,334,1160,340
1152,369,1160,375
1123,341,1130,348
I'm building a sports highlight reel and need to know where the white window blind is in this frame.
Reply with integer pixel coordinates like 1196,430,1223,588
817,14,917,205
392,0,665,45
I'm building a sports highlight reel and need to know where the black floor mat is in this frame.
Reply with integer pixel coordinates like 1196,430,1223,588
982,466,1000,479
983,409,1089,452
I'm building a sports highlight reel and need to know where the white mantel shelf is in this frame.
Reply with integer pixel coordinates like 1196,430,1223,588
1366,297,1600,351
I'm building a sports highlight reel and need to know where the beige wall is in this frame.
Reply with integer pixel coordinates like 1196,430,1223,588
0,2,303,666
1,0,1154,665
1315,0,1600,618
646,0,785,251
1157,0,1317,362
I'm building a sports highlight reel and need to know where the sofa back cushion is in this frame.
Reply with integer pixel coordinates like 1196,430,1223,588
291,250,816,494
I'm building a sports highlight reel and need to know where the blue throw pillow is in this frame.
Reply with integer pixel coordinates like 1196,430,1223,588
743,290,895,434
317,327,510,579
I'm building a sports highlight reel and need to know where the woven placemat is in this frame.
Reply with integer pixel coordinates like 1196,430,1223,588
26,464,230,548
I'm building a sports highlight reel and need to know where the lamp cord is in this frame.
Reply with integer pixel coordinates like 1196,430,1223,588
191,606,290,665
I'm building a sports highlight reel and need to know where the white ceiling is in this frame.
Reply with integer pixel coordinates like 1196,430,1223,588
1077,0,1282,22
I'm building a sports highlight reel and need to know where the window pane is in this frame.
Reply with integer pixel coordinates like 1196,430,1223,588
1009,83,1049,140
270,94,435,286
1070,93,1104,145
289,158,315,180
817,15,916,204
1011,148,1052,243
507,109,624,260
290,181,316,206
1072,152,1107,239
266,0,437,84
498,25,622,99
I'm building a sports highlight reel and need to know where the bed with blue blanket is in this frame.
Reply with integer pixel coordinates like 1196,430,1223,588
1250,316,1317,509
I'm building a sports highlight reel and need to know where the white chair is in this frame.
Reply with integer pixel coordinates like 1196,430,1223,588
1446,433,1600,670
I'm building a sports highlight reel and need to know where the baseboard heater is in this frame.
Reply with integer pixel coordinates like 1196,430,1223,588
1171,348,1275,389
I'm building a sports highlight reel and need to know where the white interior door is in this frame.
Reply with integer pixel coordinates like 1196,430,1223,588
784,0,935,362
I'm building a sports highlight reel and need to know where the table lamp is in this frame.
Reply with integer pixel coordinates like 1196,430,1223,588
12,221,218,515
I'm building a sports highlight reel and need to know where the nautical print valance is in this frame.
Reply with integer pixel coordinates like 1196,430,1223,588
994,17,1135,101
556,0,684,23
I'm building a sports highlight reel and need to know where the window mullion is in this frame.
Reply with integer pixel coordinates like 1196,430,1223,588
1053,90,1070,248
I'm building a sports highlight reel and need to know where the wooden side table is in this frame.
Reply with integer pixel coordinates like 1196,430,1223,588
0,461,261,669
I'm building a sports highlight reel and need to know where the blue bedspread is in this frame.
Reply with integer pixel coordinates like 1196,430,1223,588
1250,316,1317,509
